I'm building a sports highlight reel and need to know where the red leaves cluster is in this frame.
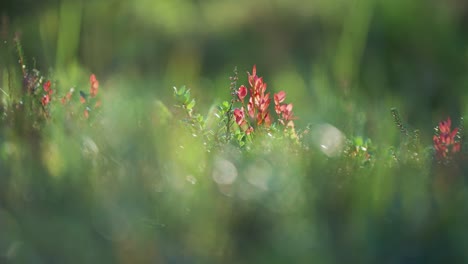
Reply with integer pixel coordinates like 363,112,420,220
246,65,271,126
90,74,99,97
83,74,100,118
233,108,245,126
61,88,74,105
60,73,101,119
233,65,296,135
41,80,53,106
274,90,295,128
433,117,461,160
80,74,100,104
233,107,253,135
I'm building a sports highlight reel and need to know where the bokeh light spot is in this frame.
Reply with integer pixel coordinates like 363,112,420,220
212,157,238,185
311,123,345,157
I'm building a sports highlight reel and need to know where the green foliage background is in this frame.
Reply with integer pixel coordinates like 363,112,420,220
1,0,468,263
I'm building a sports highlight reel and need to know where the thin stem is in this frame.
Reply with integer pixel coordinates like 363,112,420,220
390,108,408,136
226,66,238,141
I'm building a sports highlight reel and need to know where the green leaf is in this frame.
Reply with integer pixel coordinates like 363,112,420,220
222,101,230,109
178,86,186,95
354,136,364,146
183,92,191,104
195,114,204,123
186,99,196,110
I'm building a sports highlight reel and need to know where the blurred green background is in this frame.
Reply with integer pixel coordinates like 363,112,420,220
3,0,467,126
2,0,468,263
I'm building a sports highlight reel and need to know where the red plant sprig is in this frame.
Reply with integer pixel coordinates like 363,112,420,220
232,65,270,135
233,107,245,126
80,73,101,118
232,65,297,139
41,80,53,107
233,107,253,135
246,65,271,126
274,90,295,128
433,117,461,161
60,74,101,119
61,88,75,105
90,73,99,97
